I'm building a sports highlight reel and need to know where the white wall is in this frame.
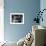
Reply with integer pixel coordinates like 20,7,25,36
0,0,4,42
40,0,46,27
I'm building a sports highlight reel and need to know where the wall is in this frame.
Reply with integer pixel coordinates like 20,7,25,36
4,0,40,42
0,0,4,42
40,0,46,27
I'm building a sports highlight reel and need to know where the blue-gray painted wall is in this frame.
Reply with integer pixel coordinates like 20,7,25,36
4,0,40,42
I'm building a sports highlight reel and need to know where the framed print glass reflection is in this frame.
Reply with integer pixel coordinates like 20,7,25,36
10,13,24,24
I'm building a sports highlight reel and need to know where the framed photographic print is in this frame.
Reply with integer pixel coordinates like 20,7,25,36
10,13,24,24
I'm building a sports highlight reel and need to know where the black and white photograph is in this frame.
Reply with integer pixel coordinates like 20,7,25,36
10,13,24,24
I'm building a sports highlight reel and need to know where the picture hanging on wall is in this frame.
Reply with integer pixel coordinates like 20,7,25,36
10,13,24,24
